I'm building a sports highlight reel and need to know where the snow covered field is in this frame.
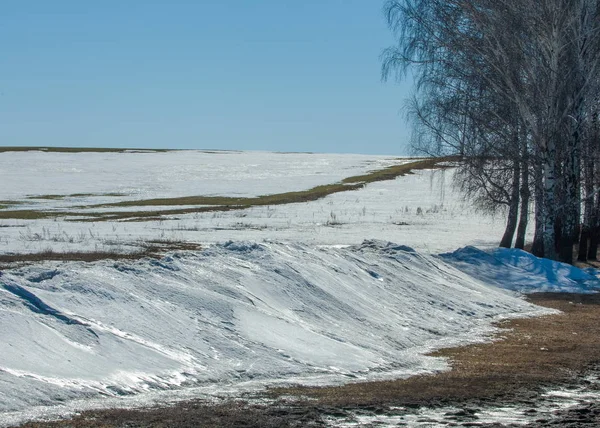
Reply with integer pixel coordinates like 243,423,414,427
0,150,597,426
0,150,403,201
0,150,504,255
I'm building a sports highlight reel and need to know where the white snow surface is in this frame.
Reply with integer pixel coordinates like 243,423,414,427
0,150,586,425
0,151,506,255
0,240,550,421
0,150,403,201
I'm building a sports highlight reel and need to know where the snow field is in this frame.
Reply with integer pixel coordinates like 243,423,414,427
0,150,405,202
0,151,509,255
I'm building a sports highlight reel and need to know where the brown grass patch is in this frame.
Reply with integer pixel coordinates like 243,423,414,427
90,157,456,210
0,210,60,220
0,200,24,209
86,183,365,209
0,240,202,270
18,401,323,428
341,156,454,185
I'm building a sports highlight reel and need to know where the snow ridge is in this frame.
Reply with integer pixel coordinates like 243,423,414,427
0,241,551,419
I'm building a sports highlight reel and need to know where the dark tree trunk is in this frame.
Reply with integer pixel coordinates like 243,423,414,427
531,161,545,257
558,227,574,264
588,192,600,260
589,226,599,260
578,226,590,261
500,161,521,248
515,187,529,249
555,217,565,259
558,134,581,264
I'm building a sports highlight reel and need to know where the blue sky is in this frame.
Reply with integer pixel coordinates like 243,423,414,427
0,1,413,155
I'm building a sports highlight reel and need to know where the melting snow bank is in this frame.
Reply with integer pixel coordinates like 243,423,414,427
440,246,600,293
0,240,553,424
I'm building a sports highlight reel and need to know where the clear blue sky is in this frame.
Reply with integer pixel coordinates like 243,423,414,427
0,1,413,155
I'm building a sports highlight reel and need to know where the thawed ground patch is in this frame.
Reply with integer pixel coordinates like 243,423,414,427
0,240,551,425
325,372,600,427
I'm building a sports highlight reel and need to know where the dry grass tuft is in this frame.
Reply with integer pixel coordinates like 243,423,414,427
0,241,203,270
0,210,60,220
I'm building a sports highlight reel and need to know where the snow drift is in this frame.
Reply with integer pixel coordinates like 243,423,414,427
0,240,550,418
441,246,600,293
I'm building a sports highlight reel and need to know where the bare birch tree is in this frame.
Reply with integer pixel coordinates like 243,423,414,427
383,0,600,262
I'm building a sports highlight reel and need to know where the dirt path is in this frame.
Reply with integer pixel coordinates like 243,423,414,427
17,293,600,427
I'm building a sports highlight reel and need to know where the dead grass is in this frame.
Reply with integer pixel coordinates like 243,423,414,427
0,200,24,209
1,154,454,223
0,209,60,220
341,157,455,185
0,241,202,270
86,184,362,209
0,157,454,222
71,192,127,198
25,195,66,200
67,206,245,222
19,401,321,428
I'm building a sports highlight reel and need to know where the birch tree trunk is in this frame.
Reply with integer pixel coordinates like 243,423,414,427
500,161,521,248
515,160,530,249
578,140,594,261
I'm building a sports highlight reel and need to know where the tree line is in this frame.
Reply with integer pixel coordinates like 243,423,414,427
383,0,600,263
